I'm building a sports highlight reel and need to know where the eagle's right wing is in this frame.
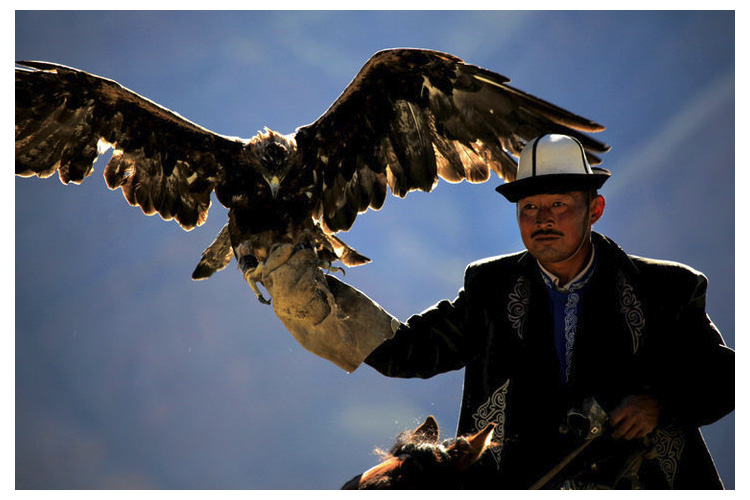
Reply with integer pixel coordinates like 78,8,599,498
16,61,247,230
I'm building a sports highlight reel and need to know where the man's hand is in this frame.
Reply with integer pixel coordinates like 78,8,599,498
609,394,661,440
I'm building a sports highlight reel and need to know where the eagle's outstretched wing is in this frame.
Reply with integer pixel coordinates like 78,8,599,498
295,48,610,232
15,61,246,230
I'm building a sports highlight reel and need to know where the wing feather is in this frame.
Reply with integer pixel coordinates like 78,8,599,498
295,48,610,232
15,61,245,230
387,100,437,194
192,223,234,280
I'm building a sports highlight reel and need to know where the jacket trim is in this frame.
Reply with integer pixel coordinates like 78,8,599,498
616,269,646,354
472,378,510,470
652,425,687,488
507,276,531,340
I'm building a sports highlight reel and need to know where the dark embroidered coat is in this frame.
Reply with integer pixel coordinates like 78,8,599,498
366,232,734,489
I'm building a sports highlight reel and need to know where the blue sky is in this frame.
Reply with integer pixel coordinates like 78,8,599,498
15,10,735,489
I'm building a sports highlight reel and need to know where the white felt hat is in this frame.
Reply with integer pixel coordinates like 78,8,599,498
496,134,610,202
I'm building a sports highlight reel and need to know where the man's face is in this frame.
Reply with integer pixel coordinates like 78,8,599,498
517,191,603,266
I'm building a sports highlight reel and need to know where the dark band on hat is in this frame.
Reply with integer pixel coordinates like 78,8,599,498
495,170,610,202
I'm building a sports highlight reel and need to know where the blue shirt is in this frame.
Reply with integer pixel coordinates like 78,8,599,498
538,247,597,384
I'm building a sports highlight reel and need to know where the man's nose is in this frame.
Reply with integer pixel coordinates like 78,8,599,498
535,206,553,224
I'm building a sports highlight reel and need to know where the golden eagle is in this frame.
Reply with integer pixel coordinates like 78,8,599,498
16,48,609,304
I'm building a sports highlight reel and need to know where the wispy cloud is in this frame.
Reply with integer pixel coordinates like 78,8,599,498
605,70,734,197
440,11,530,62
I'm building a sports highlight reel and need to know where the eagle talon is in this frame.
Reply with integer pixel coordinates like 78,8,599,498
250,280,272,305
318,260,346,276
257,294,272,305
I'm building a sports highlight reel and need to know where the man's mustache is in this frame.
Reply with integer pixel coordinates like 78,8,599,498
531,229,564,238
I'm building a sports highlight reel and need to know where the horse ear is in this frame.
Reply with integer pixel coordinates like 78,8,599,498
413,415,440,443
450,422,497,470
466,422,496,459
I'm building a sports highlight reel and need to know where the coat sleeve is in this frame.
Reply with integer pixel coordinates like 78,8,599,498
365,264,485,379
647,271,734,428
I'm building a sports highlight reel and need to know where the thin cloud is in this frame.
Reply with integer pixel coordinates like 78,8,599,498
606,70,734,197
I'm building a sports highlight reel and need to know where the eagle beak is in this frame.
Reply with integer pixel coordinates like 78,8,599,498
266,176,280,199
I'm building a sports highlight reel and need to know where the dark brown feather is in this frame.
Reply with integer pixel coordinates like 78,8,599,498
296,49,610,232
192,224,234,280
15,61,240,230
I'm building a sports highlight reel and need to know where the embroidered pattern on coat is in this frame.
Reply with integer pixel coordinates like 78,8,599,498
651,425,687,488
472,379,510,469
562,293,580,382
507,276,530,340
617,271,645,354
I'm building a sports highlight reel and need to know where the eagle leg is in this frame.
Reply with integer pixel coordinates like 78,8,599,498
239,255,271,305
244,264,272,305
312,243,346,276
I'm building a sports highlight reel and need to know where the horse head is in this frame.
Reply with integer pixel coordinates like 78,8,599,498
342,415,497,489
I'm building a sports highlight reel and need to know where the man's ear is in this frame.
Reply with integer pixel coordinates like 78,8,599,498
590,195,605,224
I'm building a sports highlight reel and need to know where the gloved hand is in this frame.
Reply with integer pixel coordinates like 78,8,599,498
262,243,398,372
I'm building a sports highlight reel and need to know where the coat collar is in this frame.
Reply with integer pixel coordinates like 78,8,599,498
511,232,640,280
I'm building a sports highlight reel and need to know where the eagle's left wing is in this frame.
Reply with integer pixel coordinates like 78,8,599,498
294,48,610,232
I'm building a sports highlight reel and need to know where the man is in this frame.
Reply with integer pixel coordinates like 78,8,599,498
364,134,734,489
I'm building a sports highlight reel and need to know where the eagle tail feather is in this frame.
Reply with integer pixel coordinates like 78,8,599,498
192,223,234,280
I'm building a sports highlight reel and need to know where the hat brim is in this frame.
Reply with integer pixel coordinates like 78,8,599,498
495,168,611,202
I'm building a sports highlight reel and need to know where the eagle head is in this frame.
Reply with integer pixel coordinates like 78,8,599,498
252,128,297,199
